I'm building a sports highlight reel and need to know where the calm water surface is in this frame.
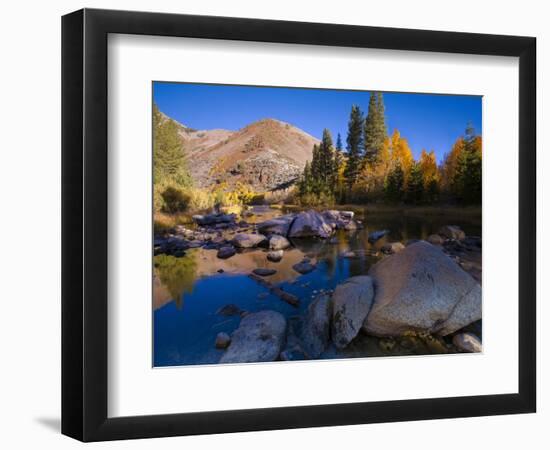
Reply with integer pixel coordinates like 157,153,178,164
153,207,481,367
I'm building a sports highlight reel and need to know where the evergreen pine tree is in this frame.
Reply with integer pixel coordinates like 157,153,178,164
318,129,335,191
153,104,191,187
406,162,424,204
364,92,387,166
336,133,343,152
384,161,404,203
343,105,364,190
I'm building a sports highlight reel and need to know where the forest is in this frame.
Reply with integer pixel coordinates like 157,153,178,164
153,92,482,220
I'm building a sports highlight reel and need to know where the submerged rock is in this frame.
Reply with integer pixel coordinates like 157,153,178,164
438,225,466,241
267,250,284,262
364,241,481,337
292,260,316,275
220,311,287,363
269,235,290,250
216,304,242,316
288,210,333,239
215,332,231,349
300,293,333,358
232,233,267,248
453,332,482,353
332,276,375,349
252,268,277,277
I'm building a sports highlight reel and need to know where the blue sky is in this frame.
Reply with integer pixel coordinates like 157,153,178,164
153,82,482,163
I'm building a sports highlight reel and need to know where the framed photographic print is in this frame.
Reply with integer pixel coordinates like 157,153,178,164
62,8,536,441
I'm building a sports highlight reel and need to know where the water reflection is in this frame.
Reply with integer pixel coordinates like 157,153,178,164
153,208,481,366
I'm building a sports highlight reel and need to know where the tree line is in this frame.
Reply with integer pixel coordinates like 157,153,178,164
297,92,482,205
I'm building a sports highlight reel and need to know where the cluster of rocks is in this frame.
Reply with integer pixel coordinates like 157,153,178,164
215,239,483,363
257,209,361,239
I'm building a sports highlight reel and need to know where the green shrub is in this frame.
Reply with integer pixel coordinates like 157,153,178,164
161,186,190,213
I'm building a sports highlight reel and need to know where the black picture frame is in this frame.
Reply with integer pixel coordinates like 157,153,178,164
62,8,536,442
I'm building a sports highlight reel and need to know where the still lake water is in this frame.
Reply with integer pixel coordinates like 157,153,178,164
153,207,481,367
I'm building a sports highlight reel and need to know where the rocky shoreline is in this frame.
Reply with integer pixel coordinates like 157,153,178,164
154,208,482,362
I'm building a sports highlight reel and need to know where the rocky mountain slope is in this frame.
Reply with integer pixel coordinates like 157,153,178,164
168,115,319,191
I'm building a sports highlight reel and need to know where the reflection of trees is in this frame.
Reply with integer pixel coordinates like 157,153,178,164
153,253,197,309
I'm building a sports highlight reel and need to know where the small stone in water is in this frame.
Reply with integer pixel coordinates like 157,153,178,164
215,332,231,349
252,268,277,277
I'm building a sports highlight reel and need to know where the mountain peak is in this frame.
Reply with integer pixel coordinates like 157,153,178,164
175,116,320,191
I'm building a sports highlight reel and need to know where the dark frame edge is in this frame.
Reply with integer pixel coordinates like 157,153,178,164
61,8,85,441
517,36,537,414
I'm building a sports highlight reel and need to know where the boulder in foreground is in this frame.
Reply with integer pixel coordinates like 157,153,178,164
364,241,481,337
300,293,332,358
220,310,287,363
332,276,375,349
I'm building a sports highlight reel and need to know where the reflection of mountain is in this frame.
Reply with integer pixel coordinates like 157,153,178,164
153,253,198,310
194,247,308,285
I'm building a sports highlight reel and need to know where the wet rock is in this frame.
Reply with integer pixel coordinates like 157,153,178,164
368,229,390,244
252,268,277,277
269,235,290,250
288,210,333,239
427,234,444,245
217,246,236,259
220,311,287,363
453,332,482,353
257,214,296,236
267,250,284,262
300,293,332,358
216,304,242,316
232,233,267,248
438,225,466,241
364,241,481,337
332,276,375,349
215,332,231,349
292,260,316,275
381,242,405,254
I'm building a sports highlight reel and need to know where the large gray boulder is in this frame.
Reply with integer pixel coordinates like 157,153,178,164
289,210,333,239
300,293,332,358
332,276,375,349
220,311,287,363
257,214,296,236
232,233,267,248
363,241,481,337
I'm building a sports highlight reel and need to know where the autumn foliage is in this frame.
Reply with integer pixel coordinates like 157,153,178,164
297,92,482,206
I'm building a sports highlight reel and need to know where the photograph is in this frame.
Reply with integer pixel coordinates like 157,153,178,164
152,82,483,367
